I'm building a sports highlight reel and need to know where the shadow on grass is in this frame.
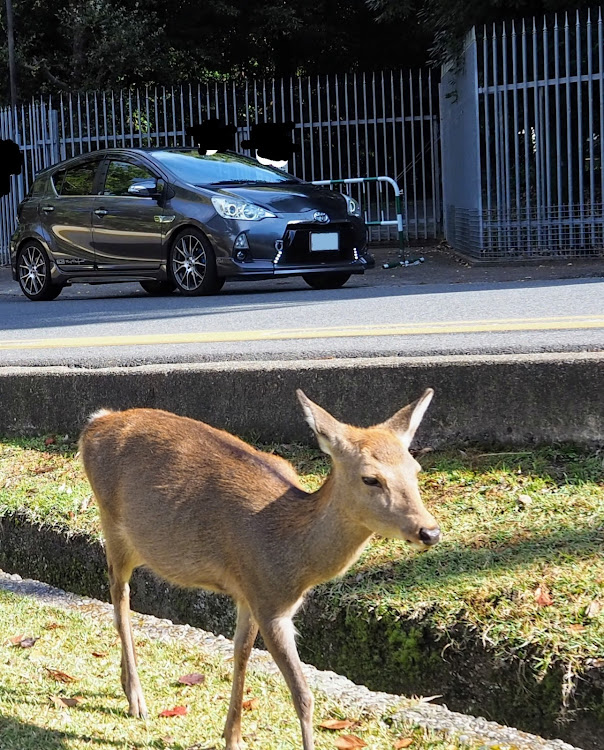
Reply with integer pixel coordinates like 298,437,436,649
6,439,603,485
419,445,604,487
0,716,68,750
352,524,604,592
0,708,152,748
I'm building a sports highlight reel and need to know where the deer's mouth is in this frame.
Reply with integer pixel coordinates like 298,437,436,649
403,528,442,549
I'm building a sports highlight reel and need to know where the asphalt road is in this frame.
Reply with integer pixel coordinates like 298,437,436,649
1,259,603,367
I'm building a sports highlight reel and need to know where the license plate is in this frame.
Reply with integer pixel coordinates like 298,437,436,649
310,232,339,251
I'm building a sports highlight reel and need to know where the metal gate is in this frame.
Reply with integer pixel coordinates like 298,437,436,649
441,10,604,260
0,70,442,265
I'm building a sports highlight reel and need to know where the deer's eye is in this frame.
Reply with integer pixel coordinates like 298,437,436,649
362,476,381,487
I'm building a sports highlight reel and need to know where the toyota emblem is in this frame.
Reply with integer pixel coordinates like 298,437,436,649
313,211,330,224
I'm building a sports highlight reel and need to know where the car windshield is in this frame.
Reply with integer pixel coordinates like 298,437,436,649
152,150,299,186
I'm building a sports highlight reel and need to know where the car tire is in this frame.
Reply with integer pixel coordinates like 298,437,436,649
140,280,176,296
302,272,351,290
168,229,223,296
17,242,63,301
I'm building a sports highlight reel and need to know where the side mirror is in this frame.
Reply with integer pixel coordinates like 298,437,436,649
128,179,163,198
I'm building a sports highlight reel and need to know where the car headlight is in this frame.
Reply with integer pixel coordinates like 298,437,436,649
344,194,361,217
211,196,276,221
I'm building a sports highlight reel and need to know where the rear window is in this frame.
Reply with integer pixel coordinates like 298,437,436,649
53,161,99,196
24,174,47,198
152,150,298,186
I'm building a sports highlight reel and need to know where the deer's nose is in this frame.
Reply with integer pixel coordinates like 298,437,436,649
419,527,441,546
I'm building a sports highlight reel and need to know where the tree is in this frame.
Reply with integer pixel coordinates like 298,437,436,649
367,0,594,64
1,0,430,104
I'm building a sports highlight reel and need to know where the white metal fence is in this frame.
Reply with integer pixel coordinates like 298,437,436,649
0,71,441,265
442,9,604,260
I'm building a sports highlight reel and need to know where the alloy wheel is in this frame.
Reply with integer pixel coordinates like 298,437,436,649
19,245,48,297
171,234,207,292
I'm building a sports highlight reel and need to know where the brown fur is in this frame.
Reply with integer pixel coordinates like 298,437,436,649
79,390,440,750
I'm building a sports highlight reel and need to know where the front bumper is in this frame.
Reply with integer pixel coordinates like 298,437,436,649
219,253,374,279
211,214,372,279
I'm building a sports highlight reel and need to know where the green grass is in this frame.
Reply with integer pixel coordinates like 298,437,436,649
1,436,603,705
0,588,480,749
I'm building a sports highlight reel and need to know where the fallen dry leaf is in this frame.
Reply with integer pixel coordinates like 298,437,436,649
10,635,39,648
44,622,62,630
333,735,367,748
586,600,602,619
45,667,77,683
417,694,442,704
51,695,84,708
394,739,413,749
319,719,356,731
516,493,533,508
159,705,189,717
160,736,175,746
567,624,586,633
242,698,259,710
91,651,108,658
414,446,433,458
80,495,92,512
177,672,205,686
33,466,54,474
534,585,553,607
44,437,56,446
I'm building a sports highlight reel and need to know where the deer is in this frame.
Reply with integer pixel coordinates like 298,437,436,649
78,388,441,750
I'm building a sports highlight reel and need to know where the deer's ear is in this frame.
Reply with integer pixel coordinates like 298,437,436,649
382,388,434,449
296,390,345,457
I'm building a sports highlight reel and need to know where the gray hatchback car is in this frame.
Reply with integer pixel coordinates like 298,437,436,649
11,148,373,301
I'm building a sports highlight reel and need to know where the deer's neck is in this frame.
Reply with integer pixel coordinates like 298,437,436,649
293,472,373,591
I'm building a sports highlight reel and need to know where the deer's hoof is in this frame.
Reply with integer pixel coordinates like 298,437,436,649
224,732,246,750
127,694,148,719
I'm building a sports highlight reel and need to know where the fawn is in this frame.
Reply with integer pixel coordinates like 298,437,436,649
79,388,440,750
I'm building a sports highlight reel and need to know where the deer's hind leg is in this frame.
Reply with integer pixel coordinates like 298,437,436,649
104,530,147,718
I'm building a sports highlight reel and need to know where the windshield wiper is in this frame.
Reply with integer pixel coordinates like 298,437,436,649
208,180,256,185
195,179,299,187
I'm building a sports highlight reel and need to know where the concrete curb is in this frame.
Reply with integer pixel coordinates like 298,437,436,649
0,352,602,444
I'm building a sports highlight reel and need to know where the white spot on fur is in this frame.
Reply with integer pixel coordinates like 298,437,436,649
88,409,113,423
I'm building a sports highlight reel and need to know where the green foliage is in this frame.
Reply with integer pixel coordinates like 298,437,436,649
368,0,596,65
0,0,429,104
2,0,600,104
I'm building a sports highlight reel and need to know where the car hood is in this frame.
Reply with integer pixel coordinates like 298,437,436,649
214,183,350,218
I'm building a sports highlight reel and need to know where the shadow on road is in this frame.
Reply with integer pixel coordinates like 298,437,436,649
1,276,603,334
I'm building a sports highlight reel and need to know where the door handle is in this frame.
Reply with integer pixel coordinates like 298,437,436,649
41,205,55,213
94,209,108,217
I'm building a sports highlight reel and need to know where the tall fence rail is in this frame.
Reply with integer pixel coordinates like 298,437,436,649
0,71,441,265
442,8,604,260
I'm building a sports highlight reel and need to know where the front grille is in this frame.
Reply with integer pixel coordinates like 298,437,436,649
279,223,356,266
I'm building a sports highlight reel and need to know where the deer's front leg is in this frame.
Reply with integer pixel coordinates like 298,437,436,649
224,603,259,750
258,615,315,750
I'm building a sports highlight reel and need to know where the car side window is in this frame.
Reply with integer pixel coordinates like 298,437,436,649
54,162,99,196
102,161,156,196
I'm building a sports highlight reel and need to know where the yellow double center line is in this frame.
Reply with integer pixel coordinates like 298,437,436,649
0,314,603,351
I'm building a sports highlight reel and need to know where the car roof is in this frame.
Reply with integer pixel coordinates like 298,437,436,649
34,147,240,178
